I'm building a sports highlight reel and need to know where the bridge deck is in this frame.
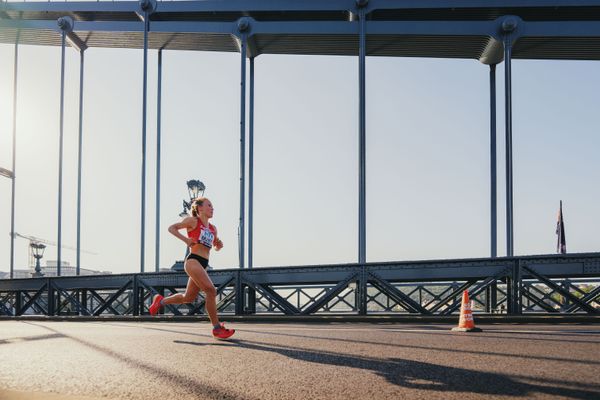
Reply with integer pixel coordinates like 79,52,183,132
0,321,599,399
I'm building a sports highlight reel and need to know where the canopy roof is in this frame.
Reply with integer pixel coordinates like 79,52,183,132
1,0,600,62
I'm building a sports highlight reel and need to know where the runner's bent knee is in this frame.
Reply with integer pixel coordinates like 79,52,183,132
203,285,217,298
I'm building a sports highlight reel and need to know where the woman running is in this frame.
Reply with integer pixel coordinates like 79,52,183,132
149,197,235,339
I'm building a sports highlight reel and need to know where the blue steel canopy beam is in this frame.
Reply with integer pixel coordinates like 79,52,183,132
156,0,356,12
367,20,497,37
0,0,356,13
247,21,356,35
522,21,600,36
2,18,599,38
3,19,600,42
6,0,600,14
368,0,600,9
0,3,139,12
0,20,61,30
84,21,235,34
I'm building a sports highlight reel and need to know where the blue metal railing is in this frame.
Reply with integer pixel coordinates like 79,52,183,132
1,253,599,317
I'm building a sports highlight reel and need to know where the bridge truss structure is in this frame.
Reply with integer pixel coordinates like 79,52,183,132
1,1,600,319
1,253,599,316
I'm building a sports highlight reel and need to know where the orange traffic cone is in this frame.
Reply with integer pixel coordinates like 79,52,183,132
451,290,482,332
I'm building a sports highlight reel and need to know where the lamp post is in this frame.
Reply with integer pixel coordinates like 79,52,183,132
1,167,15,279
30,242,46,278
172,180,206,272
179,179,205,217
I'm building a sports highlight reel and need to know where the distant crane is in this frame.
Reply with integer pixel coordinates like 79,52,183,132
11,232,97,268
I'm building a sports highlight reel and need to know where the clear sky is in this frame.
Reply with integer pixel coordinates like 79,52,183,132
0,38,599,275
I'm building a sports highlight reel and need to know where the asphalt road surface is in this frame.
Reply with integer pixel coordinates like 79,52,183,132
0,320,599,400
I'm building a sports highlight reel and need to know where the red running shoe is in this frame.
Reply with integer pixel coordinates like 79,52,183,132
212,323,235,340
149,294,164,316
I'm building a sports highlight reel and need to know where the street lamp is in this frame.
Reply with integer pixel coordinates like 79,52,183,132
30,242,46,278
179,179,205,217
172,180,206,272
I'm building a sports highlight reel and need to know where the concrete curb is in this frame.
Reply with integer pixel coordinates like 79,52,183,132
1,314,599,324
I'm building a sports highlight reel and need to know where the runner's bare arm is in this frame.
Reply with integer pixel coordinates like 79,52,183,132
213,226,223,251
168,217,197,247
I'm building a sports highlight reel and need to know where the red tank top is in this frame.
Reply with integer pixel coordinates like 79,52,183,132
187,218,216,249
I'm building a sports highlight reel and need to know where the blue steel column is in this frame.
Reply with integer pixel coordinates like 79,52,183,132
139,2,153,273
358,1,367,265
57,18,70,277
247,56,256,313
490,64,497,258
248,57,254,270
502,18,517,257
155,48,163,272
76,49,85,276
238,22,249,270
9,32,20,279
236,19,250,316
357,0,368,316
487,64,498,313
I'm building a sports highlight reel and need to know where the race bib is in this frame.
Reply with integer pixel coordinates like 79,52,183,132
198,227,214,248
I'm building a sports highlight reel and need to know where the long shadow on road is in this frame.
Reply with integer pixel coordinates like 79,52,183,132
10,322,599,399
174,338,600,399
130,323,600,367
0,333,63,345
236,328,600,367
23,322,256,400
